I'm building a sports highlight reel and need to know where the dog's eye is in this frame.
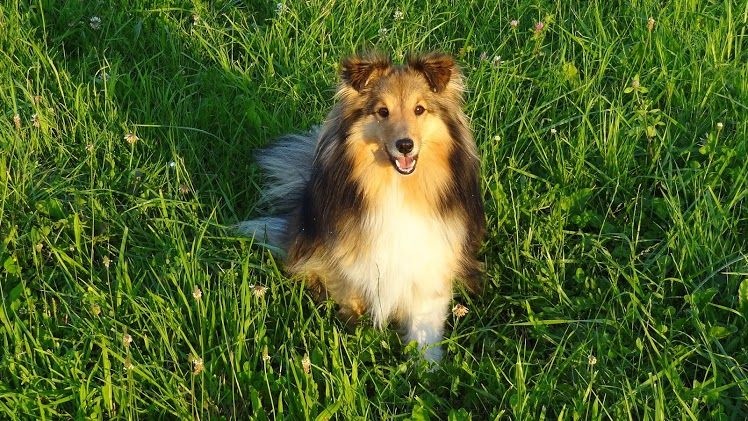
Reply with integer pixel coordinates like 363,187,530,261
377,107,389,118
414,105,425,116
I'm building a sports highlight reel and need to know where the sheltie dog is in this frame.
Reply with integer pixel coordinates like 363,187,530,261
237,52,484,361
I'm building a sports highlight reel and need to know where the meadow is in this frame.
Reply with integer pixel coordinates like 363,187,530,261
1,0,747,419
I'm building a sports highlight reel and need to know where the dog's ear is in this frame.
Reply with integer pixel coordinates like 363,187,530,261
341,53,391,92
407,53,456,93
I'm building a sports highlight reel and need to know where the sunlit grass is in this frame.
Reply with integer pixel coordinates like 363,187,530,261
1,0,746,418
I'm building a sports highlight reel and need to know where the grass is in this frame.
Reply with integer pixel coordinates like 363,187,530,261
1,0,747,418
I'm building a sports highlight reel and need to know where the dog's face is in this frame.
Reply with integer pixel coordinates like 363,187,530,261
339,53,463,176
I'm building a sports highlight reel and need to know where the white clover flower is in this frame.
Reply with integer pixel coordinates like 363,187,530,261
301,354,311,374
251,284,268,298
124,133,139,145
452,303,469,318
191,356,204,374
533,21,545,35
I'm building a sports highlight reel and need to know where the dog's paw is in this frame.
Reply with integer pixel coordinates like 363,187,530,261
423,345,444,364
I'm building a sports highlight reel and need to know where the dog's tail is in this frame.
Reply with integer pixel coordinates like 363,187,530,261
234,216,289,255
234,128,318,252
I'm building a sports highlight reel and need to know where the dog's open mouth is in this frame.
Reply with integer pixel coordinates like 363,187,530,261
392,155,417,175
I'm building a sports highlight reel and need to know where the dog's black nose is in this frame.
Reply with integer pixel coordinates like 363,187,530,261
395,138,414,154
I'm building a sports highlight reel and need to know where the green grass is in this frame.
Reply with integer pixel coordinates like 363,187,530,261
1,0,747,418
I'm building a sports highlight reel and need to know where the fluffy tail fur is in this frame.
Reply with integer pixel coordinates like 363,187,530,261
234,128,319,251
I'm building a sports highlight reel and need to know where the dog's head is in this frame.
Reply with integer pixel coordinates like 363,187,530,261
338,52,464,176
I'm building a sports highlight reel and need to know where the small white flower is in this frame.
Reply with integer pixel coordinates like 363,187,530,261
168,161,176,168
550,128,557,135
510,19,519,29
275,3,288,15
251,284,268,298
588,354,597,366
12,114,21,129
124,133,139,145
193,286,202,300
191,356,204,374
393,10,404,21
492,55,502,67
123,333,133,348
31,113,40,128
90,16,101,30
716,122,724,130
452,303,469,318
301,354,311,374
378,27,389,37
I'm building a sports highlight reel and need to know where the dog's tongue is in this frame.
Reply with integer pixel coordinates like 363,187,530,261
397,156,414,170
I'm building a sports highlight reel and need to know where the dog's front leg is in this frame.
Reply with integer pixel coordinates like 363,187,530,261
402,290,451,362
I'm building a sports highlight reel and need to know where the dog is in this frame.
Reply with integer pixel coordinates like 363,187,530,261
237,52,484,361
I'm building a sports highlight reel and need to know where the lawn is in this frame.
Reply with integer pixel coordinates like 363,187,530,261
1,0,747,419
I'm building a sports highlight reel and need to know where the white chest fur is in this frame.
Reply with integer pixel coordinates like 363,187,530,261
335,186,464,327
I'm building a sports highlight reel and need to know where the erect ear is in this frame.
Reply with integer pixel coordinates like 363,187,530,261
407,53,457,93
340,53,391,92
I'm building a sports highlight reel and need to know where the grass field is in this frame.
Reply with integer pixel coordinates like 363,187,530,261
1,0,747,419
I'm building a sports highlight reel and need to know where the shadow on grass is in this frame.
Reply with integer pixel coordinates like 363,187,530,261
35,1,333,222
